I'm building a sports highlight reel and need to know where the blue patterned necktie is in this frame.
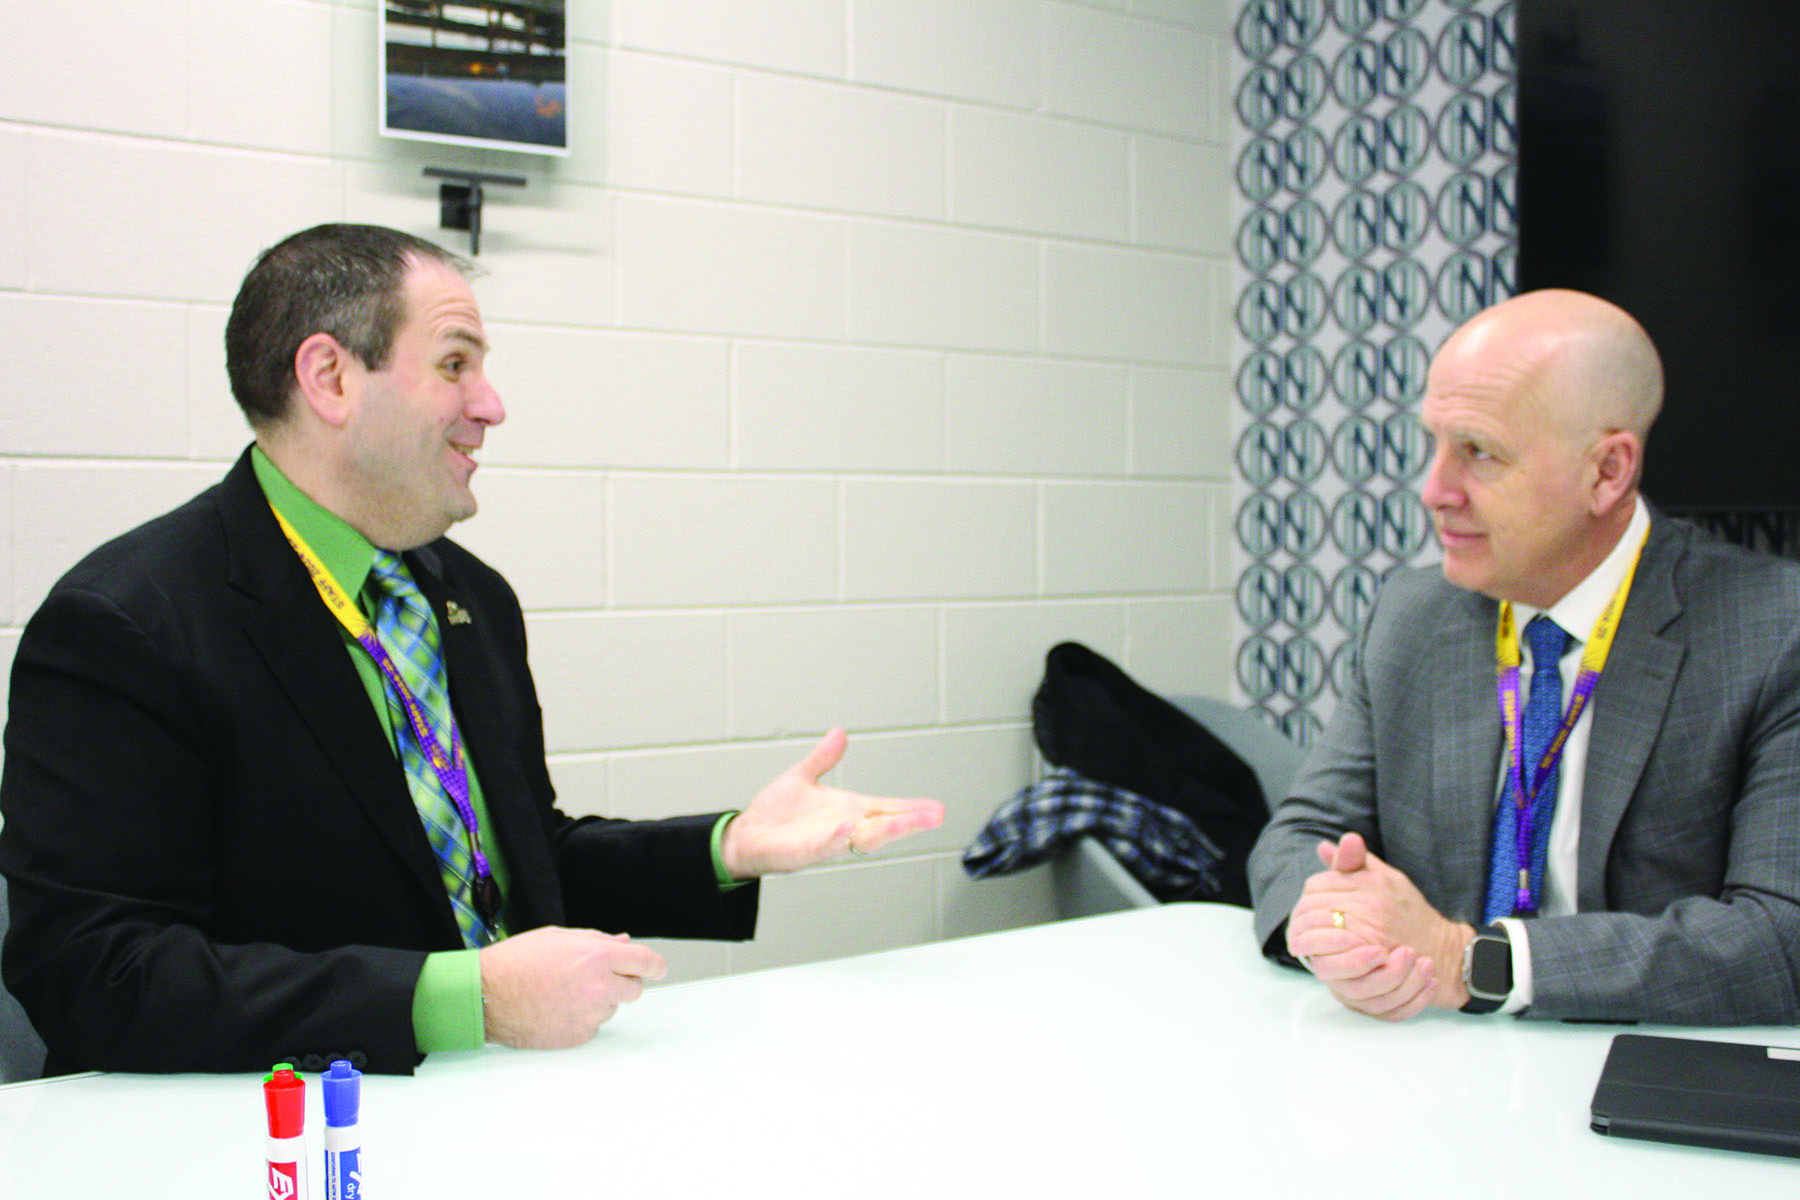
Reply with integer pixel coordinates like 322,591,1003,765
368,551,489,948
1483,614,1572,922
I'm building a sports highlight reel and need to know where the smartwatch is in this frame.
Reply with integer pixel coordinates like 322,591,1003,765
1460,923,1512,1013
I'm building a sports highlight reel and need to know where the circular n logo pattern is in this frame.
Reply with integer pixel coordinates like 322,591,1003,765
1233,1,1516,742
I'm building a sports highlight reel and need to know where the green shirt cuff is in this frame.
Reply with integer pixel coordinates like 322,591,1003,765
412,949,486,1054
712,811,747,891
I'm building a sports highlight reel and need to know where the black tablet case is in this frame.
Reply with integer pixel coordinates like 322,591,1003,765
1591,1033,1800,1159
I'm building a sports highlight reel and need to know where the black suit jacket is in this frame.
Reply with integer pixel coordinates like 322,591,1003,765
0,451,757,1075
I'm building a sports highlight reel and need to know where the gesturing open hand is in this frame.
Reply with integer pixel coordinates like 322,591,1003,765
718,728,945,879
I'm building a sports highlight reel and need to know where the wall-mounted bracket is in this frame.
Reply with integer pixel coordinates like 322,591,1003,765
422,167,527,255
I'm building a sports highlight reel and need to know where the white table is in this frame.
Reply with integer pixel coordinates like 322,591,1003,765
1,903,1795,1196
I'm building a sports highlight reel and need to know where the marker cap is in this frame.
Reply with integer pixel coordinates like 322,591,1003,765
322,1058,363,1128
264,1064,306,1139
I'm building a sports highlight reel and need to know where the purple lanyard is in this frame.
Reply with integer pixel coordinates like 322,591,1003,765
357,631,494,880
355,597,502,931
1495,661,1600,915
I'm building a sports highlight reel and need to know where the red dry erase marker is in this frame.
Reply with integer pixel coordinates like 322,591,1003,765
264,1063,307,1200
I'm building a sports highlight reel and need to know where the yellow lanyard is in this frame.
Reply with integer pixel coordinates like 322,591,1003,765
270,505,501,932
270,509,380,643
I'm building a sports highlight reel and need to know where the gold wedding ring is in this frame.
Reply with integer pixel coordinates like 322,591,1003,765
1331,909,1347,930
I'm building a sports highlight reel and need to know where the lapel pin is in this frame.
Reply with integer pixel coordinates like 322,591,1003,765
445,600,472,626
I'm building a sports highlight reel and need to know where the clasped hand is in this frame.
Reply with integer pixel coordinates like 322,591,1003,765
1285,833,1474,1021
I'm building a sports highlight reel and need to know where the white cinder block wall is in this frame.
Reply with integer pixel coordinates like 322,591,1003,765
0,0,1235,981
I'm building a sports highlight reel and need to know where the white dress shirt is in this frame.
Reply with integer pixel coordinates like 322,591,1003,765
1492,496,1651,1011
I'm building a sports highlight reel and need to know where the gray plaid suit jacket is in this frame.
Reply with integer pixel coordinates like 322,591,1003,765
1249,513,1800,1024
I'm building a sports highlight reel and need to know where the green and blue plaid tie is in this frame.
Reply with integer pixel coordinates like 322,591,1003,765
368,551,489,948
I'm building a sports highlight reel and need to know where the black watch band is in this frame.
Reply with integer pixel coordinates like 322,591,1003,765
1460,923,1512,1014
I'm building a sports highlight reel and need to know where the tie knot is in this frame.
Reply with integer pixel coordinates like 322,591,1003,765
369,550,420,599
1525,614,1569,665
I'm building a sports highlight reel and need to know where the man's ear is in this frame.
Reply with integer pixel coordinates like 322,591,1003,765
292,332,358,428
1588,431,1641,515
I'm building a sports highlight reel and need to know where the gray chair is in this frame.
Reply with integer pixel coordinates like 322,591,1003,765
0,876,47,1083
1168,695,1307,808
1050,695,1306,919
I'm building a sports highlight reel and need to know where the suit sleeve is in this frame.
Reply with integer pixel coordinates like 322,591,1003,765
1521,604,1800,1024
0,587,428,1075
555,815,758,939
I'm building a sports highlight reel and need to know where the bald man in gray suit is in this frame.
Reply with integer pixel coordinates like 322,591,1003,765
1249,290,1800,1025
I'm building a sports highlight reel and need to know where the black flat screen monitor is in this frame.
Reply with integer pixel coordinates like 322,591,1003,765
1516,0,1800,513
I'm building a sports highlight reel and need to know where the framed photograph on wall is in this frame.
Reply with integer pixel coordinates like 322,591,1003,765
380,1,569,156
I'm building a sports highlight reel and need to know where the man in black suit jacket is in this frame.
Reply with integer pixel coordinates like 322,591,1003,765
0,224,943,1075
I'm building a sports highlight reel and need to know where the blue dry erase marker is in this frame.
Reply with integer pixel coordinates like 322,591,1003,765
322,1059,364,1200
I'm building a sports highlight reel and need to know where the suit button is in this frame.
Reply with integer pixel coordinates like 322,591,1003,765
299,1054,326,1073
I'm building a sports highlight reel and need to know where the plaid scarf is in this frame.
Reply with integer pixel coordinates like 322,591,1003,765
963,767,1224,902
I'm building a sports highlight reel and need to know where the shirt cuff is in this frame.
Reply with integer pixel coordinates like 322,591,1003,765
711,810,747,891
1496,917,1534,1014
412,948,486,1053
